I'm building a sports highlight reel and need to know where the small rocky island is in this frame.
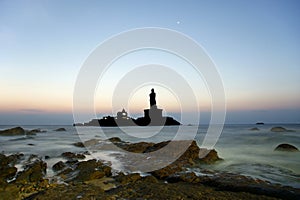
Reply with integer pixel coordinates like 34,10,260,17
75,88,180,127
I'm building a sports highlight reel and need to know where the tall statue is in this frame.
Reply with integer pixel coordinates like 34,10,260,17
149,88,156,108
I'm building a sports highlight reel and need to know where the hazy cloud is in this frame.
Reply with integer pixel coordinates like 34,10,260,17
19,109,45,113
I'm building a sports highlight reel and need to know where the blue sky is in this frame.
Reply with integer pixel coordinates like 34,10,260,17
0,0,299,125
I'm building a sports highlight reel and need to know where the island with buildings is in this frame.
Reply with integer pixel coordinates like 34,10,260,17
74,88,181,127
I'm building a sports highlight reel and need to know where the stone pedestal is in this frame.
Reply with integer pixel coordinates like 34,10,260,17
144,107,163,120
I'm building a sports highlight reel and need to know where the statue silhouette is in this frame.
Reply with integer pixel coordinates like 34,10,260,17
149,88,156,108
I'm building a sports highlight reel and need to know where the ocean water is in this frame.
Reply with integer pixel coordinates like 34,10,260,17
0,124,299,187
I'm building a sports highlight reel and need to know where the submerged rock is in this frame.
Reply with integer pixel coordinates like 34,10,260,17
54,128,66,132
0,127,26,136
274,143,299,152
0,127,47,136
108,137,122,143
250,127,259,131
72,142,85,148
270,126,292,132
28,128,46,134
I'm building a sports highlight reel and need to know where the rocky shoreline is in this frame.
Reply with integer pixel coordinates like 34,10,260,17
0,136,299,199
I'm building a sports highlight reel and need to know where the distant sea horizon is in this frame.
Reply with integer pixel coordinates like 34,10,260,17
0,122,300,126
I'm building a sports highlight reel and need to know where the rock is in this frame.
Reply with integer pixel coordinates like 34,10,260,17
61,152,86,160
0,127,26,136
256,122,264,125
0,153,24,185
0,165,17,185
177,141,201,164
28,128,46,134
115,173,142,185
166,172,200,183
54,128,66,132
108,137,122,143
73,142,85,148
52,161,66,171
121,142,154,153
24,182,109,199
15,160,47,183
2,153,24,166
151,164,182,179
151,141,222,179
0,184,20,199
84,177,116,191
199,149,223,164
274,143,299,152
142,175,158,183
57,167,73,180
250,127,259,131
73,159,112,182
270,126,289,132
83,139,100,146
143,141,169,153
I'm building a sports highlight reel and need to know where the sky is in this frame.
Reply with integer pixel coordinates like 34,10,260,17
0,0,299,125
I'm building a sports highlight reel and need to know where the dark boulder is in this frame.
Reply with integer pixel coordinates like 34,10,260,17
0,127,26,136
73,142,85,148
270,126,290,132
151,164,182,179
108,137,122,143
151,140,222,179
15,160,47,183
166,172,201,183
52,161,66,171
199,149,223,164
0,153,24,166
61,152,86,160
115,173,142,185
54,128,66,132
0,154,18,186
73,159,112,182
143,141,170,153
122,142,154,153
28,128,46,134
274,144,299,152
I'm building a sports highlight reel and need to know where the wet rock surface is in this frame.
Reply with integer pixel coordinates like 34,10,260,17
61,152,86,160
274,143,299,152
270,126,294,132
0,127,46,136
72,141,85,148
0,127,26,136
54,127,66,131
52,161,66,171
1,139,300,199
28,128,46,134
15,160,47,183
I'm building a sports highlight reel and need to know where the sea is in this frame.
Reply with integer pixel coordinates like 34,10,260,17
0,124,299,188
